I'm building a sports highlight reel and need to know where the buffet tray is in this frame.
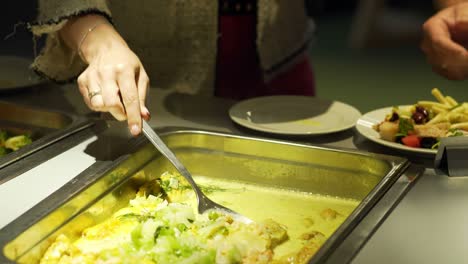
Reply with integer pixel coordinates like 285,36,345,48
0,100,94,183
0,129,423,263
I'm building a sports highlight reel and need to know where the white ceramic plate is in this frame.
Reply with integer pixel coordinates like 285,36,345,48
0,56,44,92
229,95,361,135
356,106,437,155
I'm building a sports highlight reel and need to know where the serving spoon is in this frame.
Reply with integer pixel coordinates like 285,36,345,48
141,120,252,223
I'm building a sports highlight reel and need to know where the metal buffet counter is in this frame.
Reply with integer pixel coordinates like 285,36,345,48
0,84,466,263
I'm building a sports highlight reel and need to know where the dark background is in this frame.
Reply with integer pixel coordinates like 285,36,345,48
1,1,466,112
1,1,37,58
0,1,434,58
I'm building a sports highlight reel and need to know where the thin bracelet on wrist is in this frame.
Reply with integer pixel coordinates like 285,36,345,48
77,22,109,61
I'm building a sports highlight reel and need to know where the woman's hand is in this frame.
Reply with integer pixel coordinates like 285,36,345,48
60,15,150,136
421,3,468,80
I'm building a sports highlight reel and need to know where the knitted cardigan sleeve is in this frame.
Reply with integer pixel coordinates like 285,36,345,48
30,0,111,82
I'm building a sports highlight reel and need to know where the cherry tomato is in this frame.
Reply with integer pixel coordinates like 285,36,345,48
401,135,421,148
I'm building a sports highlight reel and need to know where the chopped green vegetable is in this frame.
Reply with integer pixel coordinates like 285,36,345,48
431,141,441,149
208,210,220,221
158,177,191,193
4,134,32,151
176,223,188,232
0,130,32,154
448,128,464,137
395,118,414,137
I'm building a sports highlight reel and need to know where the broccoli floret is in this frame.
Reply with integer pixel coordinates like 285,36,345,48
4,135,32,151
0,130,8,147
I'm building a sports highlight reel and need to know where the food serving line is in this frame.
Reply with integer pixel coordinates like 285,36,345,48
0,83,467,263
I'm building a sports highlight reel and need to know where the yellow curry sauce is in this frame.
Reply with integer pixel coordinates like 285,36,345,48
194,176,359,260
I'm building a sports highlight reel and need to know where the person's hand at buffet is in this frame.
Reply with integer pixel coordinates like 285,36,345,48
60,14,150,136
421,2,468,80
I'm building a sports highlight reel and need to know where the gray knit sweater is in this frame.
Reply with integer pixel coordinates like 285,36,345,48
31,0,314,95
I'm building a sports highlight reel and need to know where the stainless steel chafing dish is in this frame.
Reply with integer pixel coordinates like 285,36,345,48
0,129,423,263
0,100,94,184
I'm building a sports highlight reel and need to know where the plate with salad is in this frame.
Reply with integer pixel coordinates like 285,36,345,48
356,88,468,155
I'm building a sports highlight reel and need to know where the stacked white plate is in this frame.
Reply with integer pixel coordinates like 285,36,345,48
229,95,361,136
